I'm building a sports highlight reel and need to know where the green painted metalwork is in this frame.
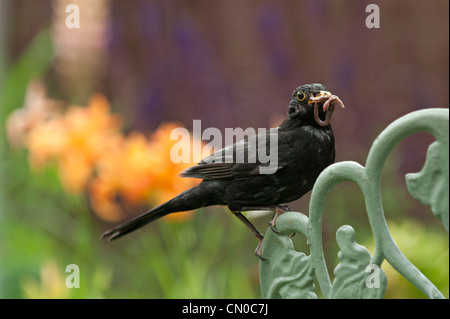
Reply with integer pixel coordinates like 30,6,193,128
260,108,449,299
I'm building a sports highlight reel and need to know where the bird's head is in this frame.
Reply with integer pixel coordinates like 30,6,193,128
287,83,345,127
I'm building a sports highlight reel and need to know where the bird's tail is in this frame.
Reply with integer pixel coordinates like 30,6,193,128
101,204,171,241
101,184,215,241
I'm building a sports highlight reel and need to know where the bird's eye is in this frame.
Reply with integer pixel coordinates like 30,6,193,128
297,91,306,102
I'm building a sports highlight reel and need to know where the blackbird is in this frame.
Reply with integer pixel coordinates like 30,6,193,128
102,83,344,260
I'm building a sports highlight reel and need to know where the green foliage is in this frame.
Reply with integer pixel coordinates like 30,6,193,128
0,153,262,298
0,28,260,299
365,221,449,299
0,28,53,148
0,158,262,298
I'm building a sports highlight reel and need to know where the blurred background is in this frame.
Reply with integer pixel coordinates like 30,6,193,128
0,0,448,298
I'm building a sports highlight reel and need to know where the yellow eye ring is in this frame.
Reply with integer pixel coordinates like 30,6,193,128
297,90,306,102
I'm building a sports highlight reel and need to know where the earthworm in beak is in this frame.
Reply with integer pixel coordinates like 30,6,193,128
308,91,345,127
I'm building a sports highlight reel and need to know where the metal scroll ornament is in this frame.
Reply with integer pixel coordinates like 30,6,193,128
260,108,449,299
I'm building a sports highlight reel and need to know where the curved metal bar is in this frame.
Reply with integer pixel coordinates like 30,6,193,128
308,161,367,298
261,108,448,299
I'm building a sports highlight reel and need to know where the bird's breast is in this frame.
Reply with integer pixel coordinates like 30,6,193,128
275,127,335,201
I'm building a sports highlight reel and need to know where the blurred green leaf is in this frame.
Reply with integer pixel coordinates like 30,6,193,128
0,27,53,148
365,221,449,299
0,27,54,298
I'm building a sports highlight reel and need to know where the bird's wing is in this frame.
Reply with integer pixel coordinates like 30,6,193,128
181,129,286,180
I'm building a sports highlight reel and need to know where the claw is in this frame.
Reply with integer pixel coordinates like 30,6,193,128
232,211,268,260
255,238,268,261
269,220,281,234
268,205,290,234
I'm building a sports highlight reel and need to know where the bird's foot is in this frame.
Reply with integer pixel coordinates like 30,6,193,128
232,211,268,261
269,205,290,234
254,237,267,261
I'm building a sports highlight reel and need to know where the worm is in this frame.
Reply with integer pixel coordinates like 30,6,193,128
310,95,345,127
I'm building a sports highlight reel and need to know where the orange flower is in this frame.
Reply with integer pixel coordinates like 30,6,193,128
89,132,157,221
89,125,202,222
6,80,62,148
26,93,122,193
60,94,121,165
147,123,201,222
89,171,124,222
26,117,68,168
9,85,203,223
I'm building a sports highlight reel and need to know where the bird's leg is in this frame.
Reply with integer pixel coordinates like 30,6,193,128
268,205,291,234
239,205,291,235
232,211,267,261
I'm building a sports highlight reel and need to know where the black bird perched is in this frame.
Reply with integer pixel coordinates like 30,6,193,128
102,83,345,260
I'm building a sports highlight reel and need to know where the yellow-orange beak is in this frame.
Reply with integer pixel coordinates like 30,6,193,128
308,91,332,104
